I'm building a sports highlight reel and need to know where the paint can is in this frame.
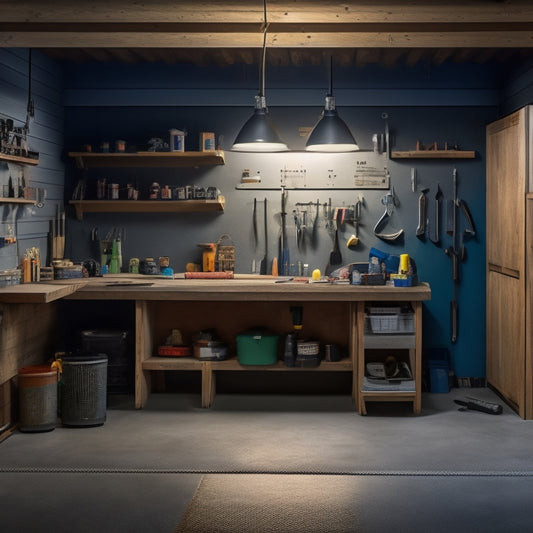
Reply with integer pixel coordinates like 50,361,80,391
169,129,185,152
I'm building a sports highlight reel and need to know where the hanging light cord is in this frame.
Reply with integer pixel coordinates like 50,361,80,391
259,0,268,98
328,56,333,97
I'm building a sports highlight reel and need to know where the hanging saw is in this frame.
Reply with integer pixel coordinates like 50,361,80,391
373,187,404,241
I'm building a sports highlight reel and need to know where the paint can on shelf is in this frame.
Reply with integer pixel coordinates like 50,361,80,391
169,129,185,152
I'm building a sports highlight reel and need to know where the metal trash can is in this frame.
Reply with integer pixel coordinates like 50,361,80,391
18,365,58,432
61,355,108,427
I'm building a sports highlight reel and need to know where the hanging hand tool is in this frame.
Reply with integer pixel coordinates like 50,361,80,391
429,184,443,245
311,199,320,248
416,188,429,238
445,168,459,343
327,208,343,273
279,187,290,276
444,168,476,343
458,198,476,260
347,195,363,247
411,167,417,193
373,187,404,241
259,198,268,275
253,198,258,246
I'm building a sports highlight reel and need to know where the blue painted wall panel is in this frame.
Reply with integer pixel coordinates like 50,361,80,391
0,49,64,270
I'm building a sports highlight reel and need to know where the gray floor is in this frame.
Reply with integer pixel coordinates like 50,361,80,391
1,388,533,532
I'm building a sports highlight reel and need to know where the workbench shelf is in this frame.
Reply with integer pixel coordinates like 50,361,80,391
68,151,225,169
69,197,225,220
0,153,39,166
390,150,475,159
142,356,353,408
357,301,423,415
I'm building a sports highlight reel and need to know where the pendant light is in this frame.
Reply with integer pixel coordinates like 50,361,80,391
305,58,359,152
231,0,289,152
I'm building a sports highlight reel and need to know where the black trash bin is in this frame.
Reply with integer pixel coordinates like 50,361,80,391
61,355,108,427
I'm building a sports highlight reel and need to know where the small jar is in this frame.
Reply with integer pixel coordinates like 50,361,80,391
149,182,160,200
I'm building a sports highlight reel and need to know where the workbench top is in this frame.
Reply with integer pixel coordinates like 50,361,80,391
0,279,89,304
67,274,431,302
0,274,431,304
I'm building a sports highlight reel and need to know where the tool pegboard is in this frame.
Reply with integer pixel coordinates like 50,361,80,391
235,150,390,191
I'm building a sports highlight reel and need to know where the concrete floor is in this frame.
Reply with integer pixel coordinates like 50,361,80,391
1,389,533,532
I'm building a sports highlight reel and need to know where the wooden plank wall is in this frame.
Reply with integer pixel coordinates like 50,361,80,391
0,48,64,432
0,48,65,271
0,302,59,431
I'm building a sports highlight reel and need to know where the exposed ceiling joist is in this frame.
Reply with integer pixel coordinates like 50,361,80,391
1,1,532,68
2,1,533,25
0,1,532,49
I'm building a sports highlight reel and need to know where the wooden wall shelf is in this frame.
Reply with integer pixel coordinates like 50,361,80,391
0,153,39,166
68,150,225,169
390,150,475,159
69,197,226,220
0,198,36,205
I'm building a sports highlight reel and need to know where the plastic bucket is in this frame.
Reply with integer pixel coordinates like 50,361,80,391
18,365,58,432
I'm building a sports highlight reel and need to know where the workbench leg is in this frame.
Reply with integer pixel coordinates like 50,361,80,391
201,362,215,408
356,301,366,415
135,300,153,409
413,301,423,415
349,303,358,409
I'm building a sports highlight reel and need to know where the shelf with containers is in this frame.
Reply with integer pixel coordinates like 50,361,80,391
356,301,423,415
67,150,226,219
138,299,355,408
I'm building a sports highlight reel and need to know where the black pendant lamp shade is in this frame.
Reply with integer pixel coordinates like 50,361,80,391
306,60,359,152
231,95,289,152
231,0,289,152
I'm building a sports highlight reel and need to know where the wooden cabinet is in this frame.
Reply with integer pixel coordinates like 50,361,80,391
486,106,532,418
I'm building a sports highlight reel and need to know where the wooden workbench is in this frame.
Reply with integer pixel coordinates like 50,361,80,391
0,275,430,415
62,275,431,414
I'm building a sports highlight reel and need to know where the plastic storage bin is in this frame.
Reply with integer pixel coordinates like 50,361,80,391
18,365,58,432
61,355,108,427
425,348,451,393
236,332,279,365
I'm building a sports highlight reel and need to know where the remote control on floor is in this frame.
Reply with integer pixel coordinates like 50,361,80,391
454,397,503,415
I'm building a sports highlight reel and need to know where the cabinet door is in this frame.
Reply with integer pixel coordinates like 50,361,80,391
486,108,527,272
486,270,525,416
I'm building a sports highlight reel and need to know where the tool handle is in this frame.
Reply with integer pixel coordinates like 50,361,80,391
459,199,476,236
450,300,458,343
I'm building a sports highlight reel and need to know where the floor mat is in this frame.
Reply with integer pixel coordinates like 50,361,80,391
175,473,360,533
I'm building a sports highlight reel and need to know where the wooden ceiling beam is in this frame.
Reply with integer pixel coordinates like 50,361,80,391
2,1,533,24
2,30,531,49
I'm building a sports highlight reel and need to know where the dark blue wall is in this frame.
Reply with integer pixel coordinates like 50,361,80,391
2,50,533,380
